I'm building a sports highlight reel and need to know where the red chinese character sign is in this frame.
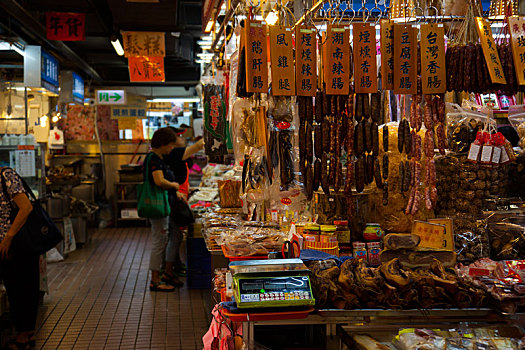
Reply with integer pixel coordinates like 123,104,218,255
420,23,446,94
380,20,394,90
508,17,525,85
245,20,268,93
128,56,165,82
121,32,166,57
353,23,378,93
324,25,350,95
393,24,418,95
295,26,317,96
269,26,295,96
46,12,85,41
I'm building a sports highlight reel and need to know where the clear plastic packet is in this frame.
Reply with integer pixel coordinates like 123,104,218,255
268,95,294,122
453,215,490,263
487,218,525,261
446,103,496,154
507,105,525,151
217,180,242,208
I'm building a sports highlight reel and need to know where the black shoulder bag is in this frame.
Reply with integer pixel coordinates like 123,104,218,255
1,169,63,256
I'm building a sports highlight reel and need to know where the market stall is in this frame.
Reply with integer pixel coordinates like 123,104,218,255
199,0,525,348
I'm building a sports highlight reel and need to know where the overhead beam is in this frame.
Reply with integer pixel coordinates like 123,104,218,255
0,0,102,81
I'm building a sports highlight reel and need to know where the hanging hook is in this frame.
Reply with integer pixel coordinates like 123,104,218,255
429,5,439,24
372,0,382,25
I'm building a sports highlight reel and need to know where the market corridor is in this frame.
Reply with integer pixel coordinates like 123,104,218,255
34,227,211,350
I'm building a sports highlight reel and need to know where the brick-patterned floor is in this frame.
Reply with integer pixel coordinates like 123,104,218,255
34,227,212,350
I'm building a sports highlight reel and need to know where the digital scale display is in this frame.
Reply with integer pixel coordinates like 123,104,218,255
237,276,314,305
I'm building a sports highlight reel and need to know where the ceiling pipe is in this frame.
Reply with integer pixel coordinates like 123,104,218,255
0,0,102,81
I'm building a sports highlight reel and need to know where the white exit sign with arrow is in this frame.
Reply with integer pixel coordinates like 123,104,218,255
96,90,126,105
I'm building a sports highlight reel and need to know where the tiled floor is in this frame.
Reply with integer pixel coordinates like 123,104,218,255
34,227,212,350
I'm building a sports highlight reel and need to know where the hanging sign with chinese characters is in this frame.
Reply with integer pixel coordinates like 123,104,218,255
324,25,350,95
295,26,317,96
353,23,378,93
380,20,394,90
393,24,418,95
507,17,525,85
476,17,507,85
121,31,166,57
46,12,86,41
269,26,295,96
245,20,268,93
420,23,446,94
128,56,165,82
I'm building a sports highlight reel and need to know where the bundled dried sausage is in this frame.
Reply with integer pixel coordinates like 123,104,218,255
321,153,330,194
423,100,433,130
355,94,363,122
372,122,379,156
314,125,323,159
383,154,389,180
398,120,405,153
367,154,374,184
415,102,423,132
346,120,354,153
411,189,421,216
330,119,337,154
414,132,422,161
431,96,439,124
315,90,323,123
305,163,313,200
383,180,389,205
355,122,365,156
306,97,314,125
323,89,330,117
424,129,435,158
335,160,342,192
371,92,381,123
406,188,415,215
322,119,330,153
313,159,321,192
436,123,446,155
345,156,354,195
355,156,365,193
365,120,372,153
329,155,336,187
298,97,306,123
374,157,383,189
306,124,313,164
363,93,371,120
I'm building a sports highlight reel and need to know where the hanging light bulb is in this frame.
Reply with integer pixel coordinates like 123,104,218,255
265,11,279,25
40,115,48,128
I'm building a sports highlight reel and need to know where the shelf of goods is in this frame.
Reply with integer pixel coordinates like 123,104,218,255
114,182,147,226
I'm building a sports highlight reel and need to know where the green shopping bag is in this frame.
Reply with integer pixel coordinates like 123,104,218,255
137,153,171,218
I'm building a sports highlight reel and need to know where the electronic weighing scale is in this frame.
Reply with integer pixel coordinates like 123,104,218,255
228,259,315,309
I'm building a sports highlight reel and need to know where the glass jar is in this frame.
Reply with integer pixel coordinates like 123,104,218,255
352,242,367,260
363,223,384,241
320,225,337,243
334,220,350,243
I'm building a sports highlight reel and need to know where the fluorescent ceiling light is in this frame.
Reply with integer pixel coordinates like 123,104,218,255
111,38,125,56
200,35,213,41
0,41,24,56
205,20,215,33
147,98,200,103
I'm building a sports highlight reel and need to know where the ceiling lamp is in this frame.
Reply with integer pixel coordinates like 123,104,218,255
265,11,279,25
489,0,518,19
389,0,416,21
110,35,125,56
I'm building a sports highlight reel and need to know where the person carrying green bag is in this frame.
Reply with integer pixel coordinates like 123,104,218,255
139,127,181,292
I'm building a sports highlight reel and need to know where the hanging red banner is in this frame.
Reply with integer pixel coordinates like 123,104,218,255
46,12,86,41
128,56,165,82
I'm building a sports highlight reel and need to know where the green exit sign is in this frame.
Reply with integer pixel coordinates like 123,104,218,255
96,90,126,105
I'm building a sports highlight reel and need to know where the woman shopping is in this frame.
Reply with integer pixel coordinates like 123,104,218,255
0,167,39,350
143,127,184,292
163,129,204,280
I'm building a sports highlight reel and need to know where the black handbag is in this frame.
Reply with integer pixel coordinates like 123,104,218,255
1,169,63,256
170,197,194,226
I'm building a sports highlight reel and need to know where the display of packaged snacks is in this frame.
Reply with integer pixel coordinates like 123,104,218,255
453,215,490,263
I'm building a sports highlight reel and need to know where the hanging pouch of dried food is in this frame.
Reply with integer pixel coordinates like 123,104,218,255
204,84,228,160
